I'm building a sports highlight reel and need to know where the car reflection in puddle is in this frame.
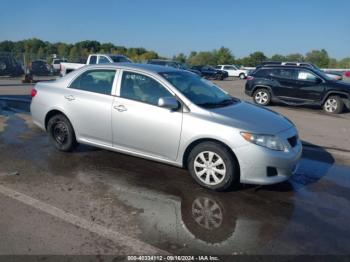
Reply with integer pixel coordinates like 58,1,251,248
75,153,350,255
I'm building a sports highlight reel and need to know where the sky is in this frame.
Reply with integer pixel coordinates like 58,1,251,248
0,0,349,59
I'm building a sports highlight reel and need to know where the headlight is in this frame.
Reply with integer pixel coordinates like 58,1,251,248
240,132,287,151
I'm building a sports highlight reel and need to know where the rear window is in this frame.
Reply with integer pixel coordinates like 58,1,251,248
110,56,132,63
89,56,97,64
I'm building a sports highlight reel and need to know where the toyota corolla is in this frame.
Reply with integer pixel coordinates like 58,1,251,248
30,63,302,191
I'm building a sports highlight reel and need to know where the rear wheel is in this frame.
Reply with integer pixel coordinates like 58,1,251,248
253,88,271,106
187,142,239,191
47,114,77,152
323,95,344,114
239,73,245,79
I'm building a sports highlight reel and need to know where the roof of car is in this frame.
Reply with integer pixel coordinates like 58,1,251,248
148,59,179,63
256,64,313,69
85,62,180,74
89,54,127,57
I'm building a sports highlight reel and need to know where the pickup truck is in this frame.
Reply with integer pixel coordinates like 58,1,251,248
215,65,249,79
60,54,132,76
52,58,67,72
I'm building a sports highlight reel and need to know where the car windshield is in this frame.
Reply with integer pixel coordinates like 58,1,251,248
160,71,239,108
110,56,132,63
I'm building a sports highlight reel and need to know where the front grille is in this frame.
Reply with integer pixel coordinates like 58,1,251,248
287,135,298,148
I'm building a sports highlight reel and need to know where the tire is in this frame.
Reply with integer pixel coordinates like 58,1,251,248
47,114,77,152
253,88,271,106
239,73,245,79
187,142,239,191
323,95,344,114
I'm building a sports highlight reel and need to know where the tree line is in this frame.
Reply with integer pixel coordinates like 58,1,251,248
174,47,350,68
0,38,349,68
0,38,160,64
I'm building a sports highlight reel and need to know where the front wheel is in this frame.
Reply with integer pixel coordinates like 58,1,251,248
47,114,78,152
187,142,239,191
323,95,344,114
253,88,271,106
239,73,246,79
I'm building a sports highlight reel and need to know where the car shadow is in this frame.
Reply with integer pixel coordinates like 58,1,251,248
268,101,350,116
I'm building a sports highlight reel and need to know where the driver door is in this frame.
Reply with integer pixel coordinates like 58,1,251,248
293,69,325,102
112,70,183,161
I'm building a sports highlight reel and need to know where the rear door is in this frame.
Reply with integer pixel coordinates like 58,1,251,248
271,68,299,98
64,69,117,146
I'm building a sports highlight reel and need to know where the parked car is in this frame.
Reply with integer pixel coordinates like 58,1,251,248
147,59,201,76
245,64,350,114
29,60,53,76
31,63,301,191
191,65,228,80
52,58,67,72
258,61,343,80
215,65,248,79
60,54,132,76
0,54,24,76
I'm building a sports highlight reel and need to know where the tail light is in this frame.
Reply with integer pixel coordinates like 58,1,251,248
31,88,37,98
247,76,254,81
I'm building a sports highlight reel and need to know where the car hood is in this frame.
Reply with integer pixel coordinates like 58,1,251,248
209,101,294,134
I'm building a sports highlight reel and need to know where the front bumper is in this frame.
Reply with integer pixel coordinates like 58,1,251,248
234,127,302,185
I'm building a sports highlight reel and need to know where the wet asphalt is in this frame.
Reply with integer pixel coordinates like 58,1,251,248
0,101,350,255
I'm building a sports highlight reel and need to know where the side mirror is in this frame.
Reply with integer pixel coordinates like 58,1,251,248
158,97,180,110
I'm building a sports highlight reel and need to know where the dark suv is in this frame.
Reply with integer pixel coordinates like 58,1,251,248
191,65,228,80
147,59,201,76
245,65,350,114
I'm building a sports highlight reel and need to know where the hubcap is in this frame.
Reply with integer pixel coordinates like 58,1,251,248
255,91,268,104
192,197,223,230
53,121,68,145
325,98,338,112
194,151,226,186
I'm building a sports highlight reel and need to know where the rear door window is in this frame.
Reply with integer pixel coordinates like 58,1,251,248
275,69,297,80
70,70,116,95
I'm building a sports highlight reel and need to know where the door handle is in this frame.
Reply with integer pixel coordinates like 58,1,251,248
64,95,75,101
113,105,127,112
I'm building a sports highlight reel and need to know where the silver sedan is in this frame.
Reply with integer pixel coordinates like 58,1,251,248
30,63,302,191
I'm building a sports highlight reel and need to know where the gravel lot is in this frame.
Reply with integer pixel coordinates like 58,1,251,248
0,102,350,255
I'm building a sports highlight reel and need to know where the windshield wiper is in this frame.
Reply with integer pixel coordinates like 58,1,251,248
198,97,238,108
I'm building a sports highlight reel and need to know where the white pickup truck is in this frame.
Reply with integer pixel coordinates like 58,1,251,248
215,64,249,79
60,54,132,76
